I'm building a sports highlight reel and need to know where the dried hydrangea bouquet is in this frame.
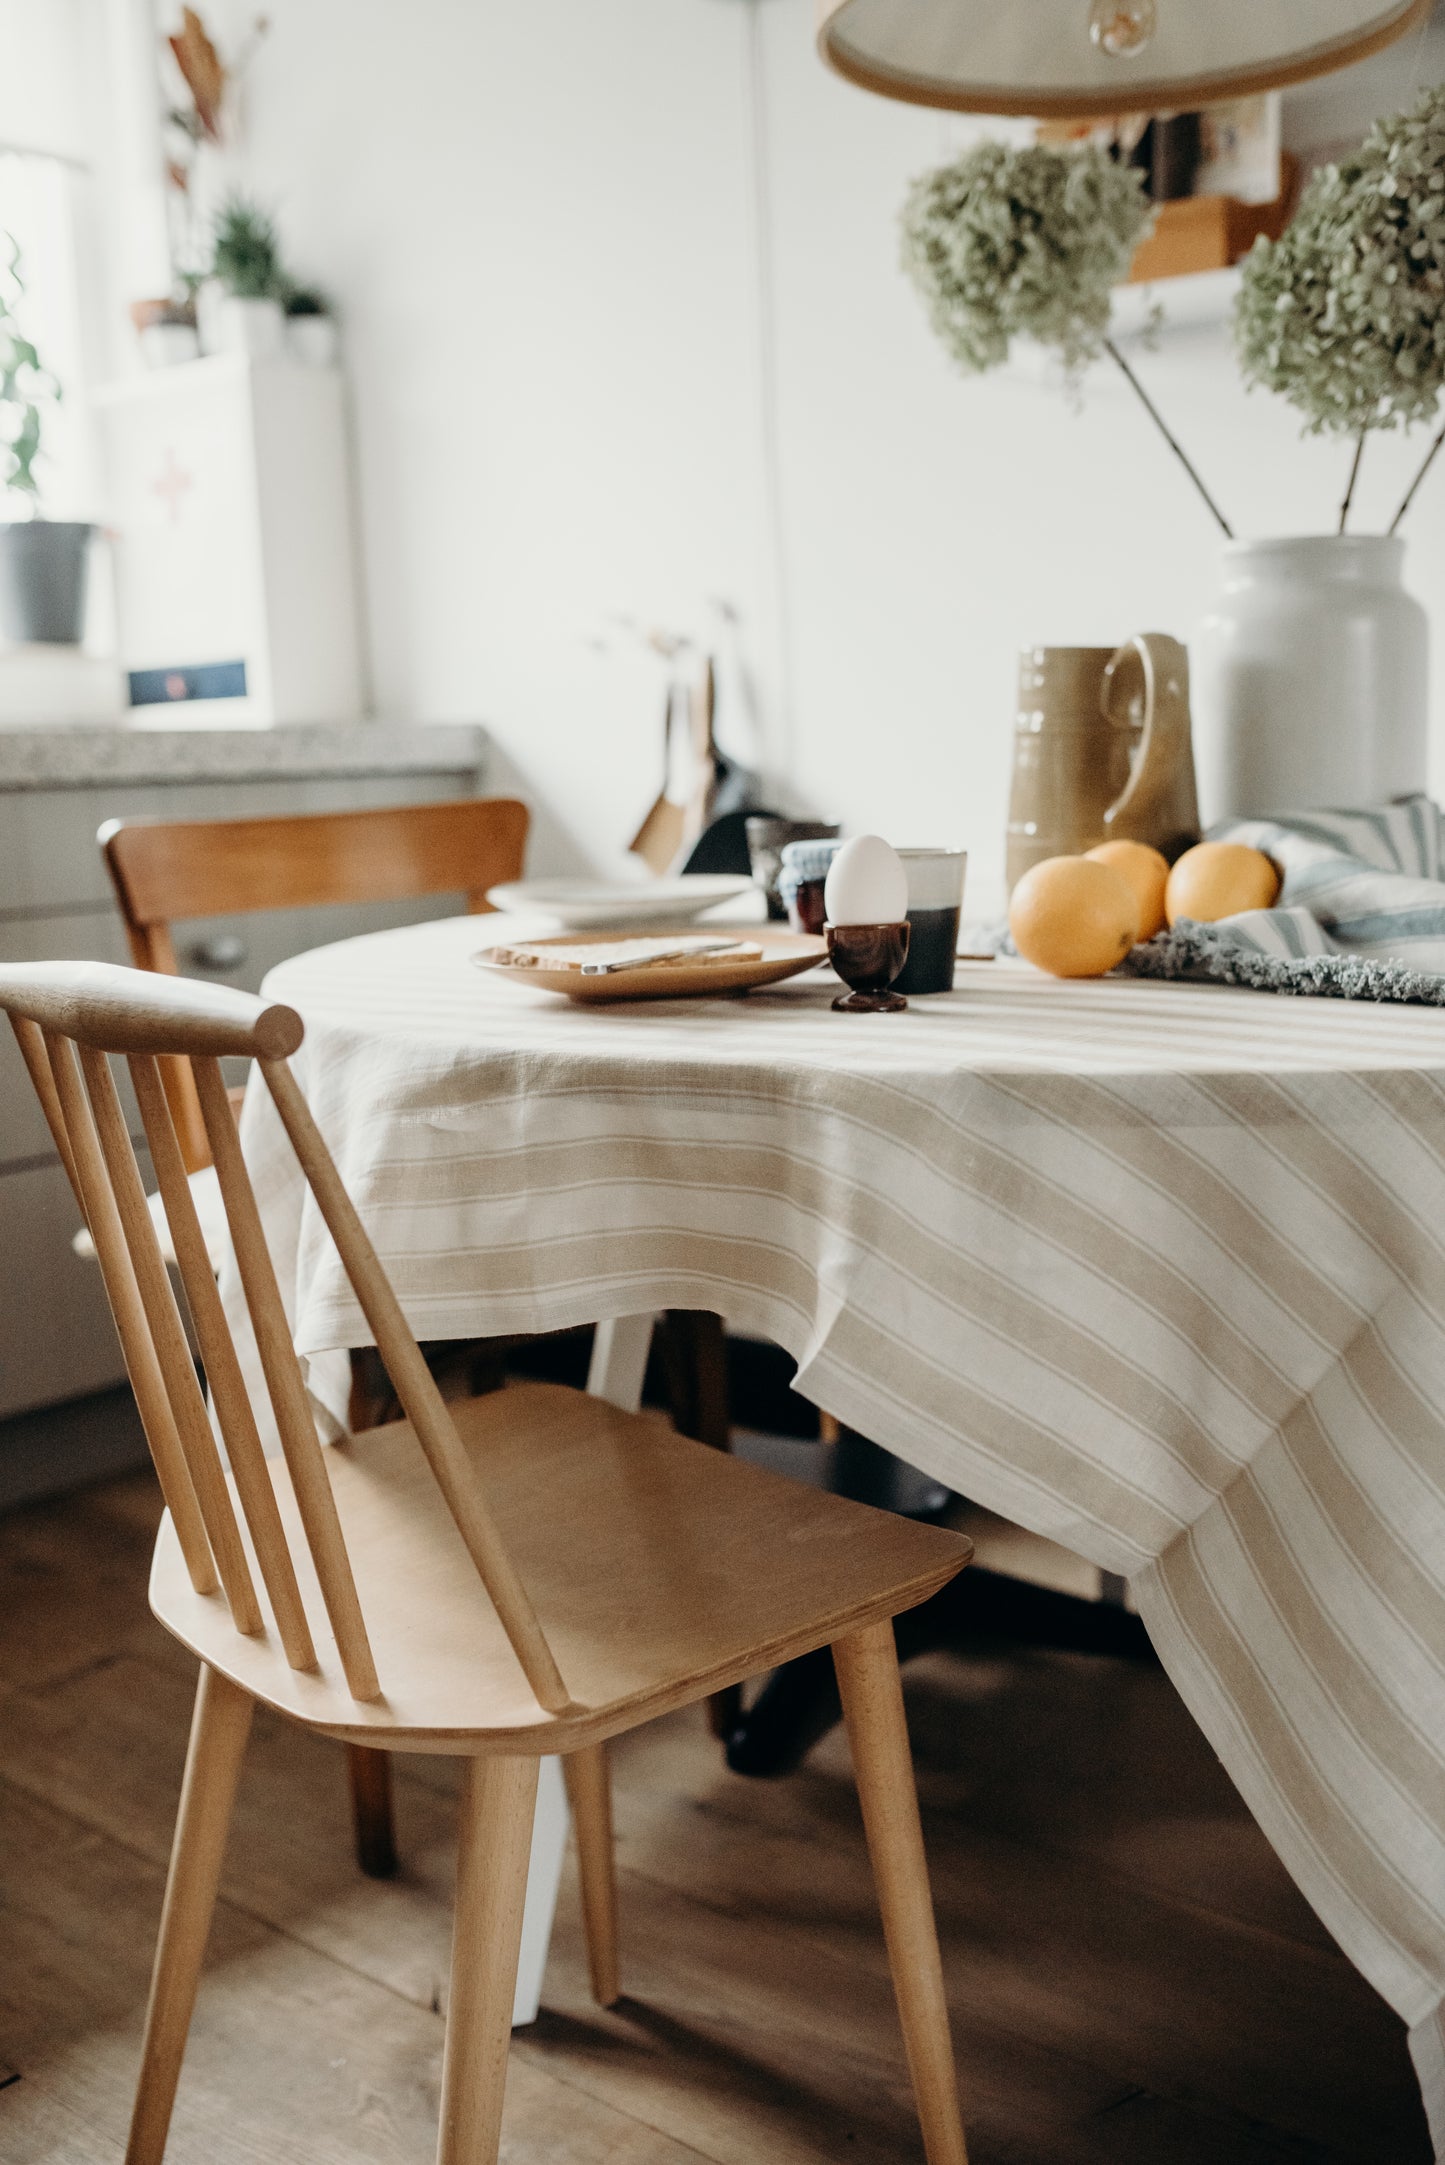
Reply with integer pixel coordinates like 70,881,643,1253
1235,81,1445,533
903,96,1445,820
902,86,1445,537
900,138,1234,534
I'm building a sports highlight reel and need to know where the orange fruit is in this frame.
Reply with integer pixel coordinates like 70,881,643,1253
1009,855,1140,978
1085,839,1170,941
1165,841,1280,927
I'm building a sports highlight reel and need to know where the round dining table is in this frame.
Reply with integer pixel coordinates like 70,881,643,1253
234,909,1445,2149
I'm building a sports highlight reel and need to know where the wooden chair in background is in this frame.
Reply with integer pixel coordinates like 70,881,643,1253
100,795,530,1172
2,961,974,2165
98,794,529,1878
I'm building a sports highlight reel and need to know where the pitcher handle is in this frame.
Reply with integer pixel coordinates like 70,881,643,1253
1100,632,1188,836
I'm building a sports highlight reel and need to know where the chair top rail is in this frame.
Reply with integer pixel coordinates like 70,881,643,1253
0,960,302,1060
100,795,529,926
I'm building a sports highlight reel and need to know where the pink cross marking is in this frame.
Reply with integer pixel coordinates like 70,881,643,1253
151,447,193,523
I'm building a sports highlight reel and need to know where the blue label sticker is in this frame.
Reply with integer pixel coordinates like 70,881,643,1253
128,660,248,707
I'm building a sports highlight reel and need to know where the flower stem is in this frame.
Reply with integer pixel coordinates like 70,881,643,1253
1387,421,1445,535
1103,338,1234,539
1338,431,1365,534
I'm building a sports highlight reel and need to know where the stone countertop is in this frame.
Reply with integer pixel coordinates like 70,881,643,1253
0,722,488,791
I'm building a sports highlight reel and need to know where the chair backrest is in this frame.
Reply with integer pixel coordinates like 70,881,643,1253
100,795,529,1171
0,959,572,1718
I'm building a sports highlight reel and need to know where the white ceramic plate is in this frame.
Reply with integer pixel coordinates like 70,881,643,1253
485,875,755,929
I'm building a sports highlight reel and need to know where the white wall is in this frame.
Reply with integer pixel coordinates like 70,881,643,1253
211,0,1445,902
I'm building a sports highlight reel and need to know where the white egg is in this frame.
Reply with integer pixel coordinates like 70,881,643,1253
824,834,908,927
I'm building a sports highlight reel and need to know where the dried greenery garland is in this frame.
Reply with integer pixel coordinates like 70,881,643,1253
1236,82,1445,531
900,138,1233,534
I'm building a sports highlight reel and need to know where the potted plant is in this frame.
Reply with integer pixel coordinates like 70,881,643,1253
206,193,285,359
130,294,200,369
281,283,339,367
1192,83,1445,819
0,235,91,646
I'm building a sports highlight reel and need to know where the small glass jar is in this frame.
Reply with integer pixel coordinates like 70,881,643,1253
779,837,843,935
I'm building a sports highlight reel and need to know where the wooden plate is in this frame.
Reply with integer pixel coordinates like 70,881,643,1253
471,926,828,1002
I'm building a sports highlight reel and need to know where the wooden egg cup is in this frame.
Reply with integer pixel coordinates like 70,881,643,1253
826,922,910,1013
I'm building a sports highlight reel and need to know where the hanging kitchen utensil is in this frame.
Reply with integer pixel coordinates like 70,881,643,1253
629,648,719,874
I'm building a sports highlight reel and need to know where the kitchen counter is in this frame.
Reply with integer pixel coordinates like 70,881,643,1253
0,721,487,790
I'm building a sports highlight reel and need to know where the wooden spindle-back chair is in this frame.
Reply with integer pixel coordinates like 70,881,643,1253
98,792,530,1876
1,960,973,2165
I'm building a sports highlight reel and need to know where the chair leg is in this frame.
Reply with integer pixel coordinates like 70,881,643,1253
658,1311,741,1738
834,1620,969,2165
126,1664,254,2165
562,1742,620,2007
436,1755,539,2165
347,1743,399,1879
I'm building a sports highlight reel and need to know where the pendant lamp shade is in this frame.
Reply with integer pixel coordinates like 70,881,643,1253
817,0,1431,118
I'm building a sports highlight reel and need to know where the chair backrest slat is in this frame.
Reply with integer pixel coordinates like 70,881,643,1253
192,1052,381,1703
129,1052,317,1675
102,797,530,1176
1,960,570,1716
77,1043,262,1636
262,1056,575,1717
35,1028,217,1595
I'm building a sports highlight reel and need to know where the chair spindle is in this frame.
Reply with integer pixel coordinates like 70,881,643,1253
77,1043,262,1636
192,1054,381,1702
37,1031,216,1595
130,1053,318,1674
9,1012,80,1196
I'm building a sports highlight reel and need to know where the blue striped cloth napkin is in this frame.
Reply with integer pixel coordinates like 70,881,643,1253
1122,795,1445,1003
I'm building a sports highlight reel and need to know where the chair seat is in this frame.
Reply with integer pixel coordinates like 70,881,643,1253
151,1380,971,1754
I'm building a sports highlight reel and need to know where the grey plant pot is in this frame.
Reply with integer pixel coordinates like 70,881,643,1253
0,520,93,645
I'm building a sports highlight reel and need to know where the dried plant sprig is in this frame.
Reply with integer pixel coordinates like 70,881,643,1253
900,139,1232,534
169,6,225,143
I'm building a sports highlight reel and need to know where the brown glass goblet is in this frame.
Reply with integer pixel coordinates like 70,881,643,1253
825,921,910,1012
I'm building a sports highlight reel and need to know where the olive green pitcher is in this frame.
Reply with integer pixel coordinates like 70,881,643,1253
1005,635,1201,892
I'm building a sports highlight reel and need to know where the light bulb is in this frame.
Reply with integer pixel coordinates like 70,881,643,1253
1089,0,1156,59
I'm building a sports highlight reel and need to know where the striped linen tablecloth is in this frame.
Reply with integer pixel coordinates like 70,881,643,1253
241,911,1445,2150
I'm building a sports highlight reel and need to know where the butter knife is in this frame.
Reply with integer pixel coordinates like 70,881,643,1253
579,939,750,976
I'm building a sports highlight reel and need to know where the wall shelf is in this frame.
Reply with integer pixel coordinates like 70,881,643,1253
1002,266,1240,388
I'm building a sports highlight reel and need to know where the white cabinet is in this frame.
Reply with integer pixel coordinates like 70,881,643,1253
93,356,364,727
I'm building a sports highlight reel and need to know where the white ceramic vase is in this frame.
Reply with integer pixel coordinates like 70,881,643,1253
1191,535,1428,823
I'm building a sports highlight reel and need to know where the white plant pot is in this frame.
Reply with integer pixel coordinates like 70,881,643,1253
139,321,200,369
286,314,339,367
1192,535,1428,824
214,294,286,362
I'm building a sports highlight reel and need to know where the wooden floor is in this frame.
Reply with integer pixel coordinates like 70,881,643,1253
0,1467,1429,2164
